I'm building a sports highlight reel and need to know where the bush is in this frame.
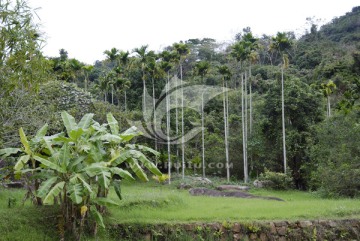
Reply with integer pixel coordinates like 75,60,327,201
258,170,294,190
312,163,360,198
309,113,360,198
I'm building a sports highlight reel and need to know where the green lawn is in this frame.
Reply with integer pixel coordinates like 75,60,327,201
107,179,360,224
1,179,360,240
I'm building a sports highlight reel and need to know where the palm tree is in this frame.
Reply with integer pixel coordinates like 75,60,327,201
194,60,210,177
133,45,151,113
118,51,130,66
119,51,130,111
241,74,248,183
231,40,249,183
103,48,119,63
146,57,165,152
270,32,292,174
321,80,336,117
217,65,232,182
82,65,93,92
160,51,176,181
112,66,130,109
161,50,181,174
173,42,190,179
242,31,259,136
105,71,116,104
99,75,109,102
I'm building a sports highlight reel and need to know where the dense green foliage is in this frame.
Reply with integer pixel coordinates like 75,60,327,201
309,113,360,197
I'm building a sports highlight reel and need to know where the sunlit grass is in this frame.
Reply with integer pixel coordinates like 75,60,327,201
1,180,360,240
0,188,57,241
108,180,360,224
0,188,115,241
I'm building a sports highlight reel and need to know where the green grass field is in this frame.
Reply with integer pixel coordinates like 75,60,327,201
107,179,360,224
1,178,360,240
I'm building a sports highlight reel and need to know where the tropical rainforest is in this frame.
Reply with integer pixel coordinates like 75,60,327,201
1,1,360,201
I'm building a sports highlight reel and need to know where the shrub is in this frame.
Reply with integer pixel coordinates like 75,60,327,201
313,163,360,198
258,169,294,190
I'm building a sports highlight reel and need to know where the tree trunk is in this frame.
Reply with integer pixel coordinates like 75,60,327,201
223,80,230,182
244,72,248,179
242,74,248,183
175,75,179,175
142,68,146,114
111,85,114,105
327,95,331,117
249,69,253,174
181,63,185,179
201,93,205,178
124,91,127,112
249,68,253,135
281,66,287,174
166,72,171,183
152,78,158,152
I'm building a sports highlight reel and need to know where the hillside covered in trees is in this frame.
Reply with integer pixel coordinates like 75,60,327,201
1,1,360,199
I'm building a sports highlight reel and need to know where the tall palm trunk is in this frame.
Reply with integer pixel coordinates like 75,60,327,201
223,79,230,182
226,81,230,179
152,78,157,152
249,67,253,135
327,96,331,117
142,67,146,114
84,76,87,92
201,92,205,178
175,75,179,174
281,66,287,174
166,71,171,183
249,68,253,173
241,74,248,183
111,85,114,105
180,63,185,179
124,91,127,112
244,72,248,176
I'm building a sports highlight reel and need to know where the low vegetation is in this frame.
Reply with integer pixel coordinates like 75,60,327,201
1,179,360,240
108,179,360,224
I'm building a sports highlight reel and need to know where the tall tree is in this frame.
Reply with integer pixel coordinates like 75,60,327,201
133,45,150,113
270,32,292,174
160,50,178,179
173,42,190,179
146,56,164,152
82,65,93,92
194,60,210,177
242,31,259,135
103,47,119,63
159,56,174,182
118,51,131,111
231,40,249,182
217,65,232,182
321,80,336,117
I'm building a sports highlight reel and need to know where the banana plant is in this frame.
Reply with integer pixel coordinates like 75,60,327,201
0,123,49,204
1,111,162,240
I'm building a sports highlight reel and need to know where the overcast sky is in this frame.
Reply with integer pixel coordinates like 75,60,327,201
29,0,359,64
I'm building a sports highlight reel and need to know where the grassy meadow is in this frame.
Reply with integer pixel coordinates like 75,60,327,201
1,177,360,240
107,178,360,224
